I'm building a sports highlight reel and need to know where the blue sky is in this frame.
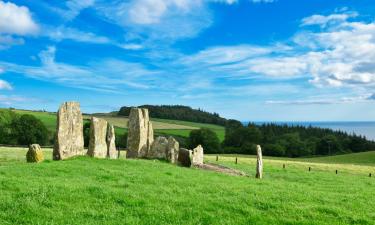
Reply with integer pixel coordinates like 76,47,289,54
0,0,375,121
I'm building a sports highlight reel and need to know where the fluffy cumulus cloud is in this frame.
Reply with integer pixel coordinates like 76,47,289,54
0,1,39,35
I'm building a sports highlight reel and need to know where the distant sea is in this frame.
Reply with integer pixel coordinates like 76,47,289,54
243,121,375,141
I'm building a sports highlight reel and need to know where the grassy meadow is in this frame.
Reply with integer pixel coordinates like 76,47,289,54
12,109,225,141
1,147,374,224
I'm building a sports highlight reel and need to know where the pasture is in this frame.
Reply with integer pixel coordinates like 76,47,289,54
1,147,374,224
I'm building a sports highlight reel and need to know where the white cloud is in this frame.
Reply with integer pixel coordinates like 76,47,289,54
0,1,39,35
119,43,143,50
266,94,373,105
0,35,24,49
45,26,110,44
301,12,357,27
0,46,158,92
0,80,12,90
53,0,95,21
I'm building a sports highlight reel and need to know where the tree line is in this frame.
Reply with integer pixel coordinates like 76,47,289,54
118,105,227,126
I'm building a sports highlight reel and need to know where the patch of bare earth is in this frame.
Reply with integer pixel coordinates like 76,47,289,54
195,163,247,177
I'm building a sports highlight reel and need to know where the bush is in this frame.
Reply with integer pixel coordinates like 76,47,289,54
188,128,221,153
12,114,49,145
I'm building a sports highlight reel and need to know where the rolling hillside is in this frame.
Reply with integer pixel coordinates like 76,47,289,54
11,109,225,141
0,147,374,224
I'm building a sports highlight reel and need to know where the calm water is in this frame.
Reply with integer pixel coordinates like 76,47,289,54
246,121,375,141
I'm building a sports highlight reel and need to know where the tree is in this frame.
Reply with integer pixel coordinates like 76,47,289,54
316,135,343,155
12,114,49,145
83,121,91,147
188,128,221,153
0,109,19,144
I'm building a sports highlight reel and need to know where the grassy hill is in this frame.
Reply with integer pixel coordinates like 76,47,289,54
1,147,374,224
11,109,225,141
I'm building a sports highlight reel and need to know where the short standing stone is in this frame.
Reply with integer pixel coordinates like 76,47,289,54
87,117,108,158
167,136,179,163
26,144,44,163
106,124,117,159
127,108,154,158
53,102,84,160
149,136,168,159
256,145,263,179
192,145,204,166
177,148,193,167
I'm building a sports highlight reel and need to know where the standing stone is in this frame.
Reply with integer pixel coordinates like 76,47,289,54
53,102,84,160
26,144,44,163
87,117,108,158
149,136,168,159
256,145,263,179
126,108,154,158
107,124,117,159
192,145,204,166
167,136,179,163
178,148,193,167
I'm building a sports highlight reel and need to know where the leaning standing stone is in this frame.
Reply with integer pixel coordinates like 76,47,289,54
53,102,84,160
26,144,44,163
87,117,108,158
106,124,117,159
167,136,179,164
256,145,263,179
192,145,204,166
126,108,154,158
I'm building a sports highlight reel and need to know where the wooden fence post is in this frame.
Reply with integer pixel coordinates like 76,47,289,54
235,157,238,164
216,155,218,161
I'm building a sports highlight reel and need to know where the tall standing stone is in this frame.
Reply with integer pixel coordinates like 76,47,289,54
107,124,117,159
126,108,154,158
87,117,108,158
256,145,263,179
167,136,179,164
53,102,84,160
192,145,204,166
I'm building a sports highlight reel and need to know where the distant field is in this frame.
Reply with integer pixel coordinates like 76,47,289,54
215,151,375,167
11,109,225,141
1,147,374,224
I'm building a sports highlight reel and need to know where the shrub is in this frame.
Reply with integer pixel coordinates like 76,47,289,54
12,114,49,145
188,128,221,153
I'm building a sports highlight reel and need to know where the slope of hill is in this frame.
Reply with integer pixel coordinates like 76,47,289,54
118,105,227,126
11,109,225,141
0,147,374,224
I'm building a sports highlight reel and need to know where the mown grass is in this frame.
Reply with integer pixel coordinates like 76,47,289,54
11,109,225,141
1,147,374,224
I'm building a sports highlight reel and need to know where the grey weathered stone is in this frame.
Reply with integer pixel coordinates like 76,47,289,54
256,145,263,179
106,124,117,159
178,148,193,167
53,102,84,160
192,145,204,166
26,144,44,163
126,108,154,158
149,136,168,159
87,117,108,158
167,136,179,163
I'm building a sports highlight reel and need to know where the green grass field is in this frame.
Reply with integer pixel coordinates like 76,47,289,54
1,147,374,224
12,109,225,141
